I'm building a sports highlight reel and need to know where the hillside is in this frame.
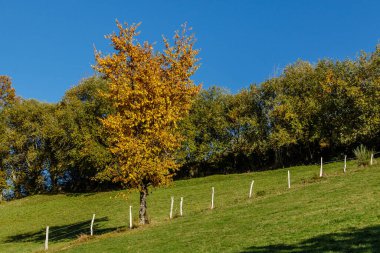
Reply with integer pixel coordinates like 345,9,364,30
0,159,379,253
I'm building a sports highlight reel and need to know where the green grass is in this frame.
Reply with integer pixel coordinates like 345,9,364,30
0,159,379,252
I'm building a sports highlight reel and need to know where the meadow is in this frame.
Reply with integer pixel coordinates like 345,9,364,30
0,158,379,252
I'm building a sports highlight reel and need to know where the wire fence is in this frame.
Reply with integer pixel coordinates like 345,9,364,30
49,228,86,241
305,150,380,166
14,151,380,251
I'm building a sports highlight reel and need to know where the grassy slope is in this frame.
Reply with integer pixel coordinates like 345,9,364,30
0,159,379,253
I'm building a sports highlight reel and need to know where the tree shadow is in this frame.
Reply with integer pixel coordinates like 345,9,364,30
241,225,380,252
64,192,96,197
4,217,124,243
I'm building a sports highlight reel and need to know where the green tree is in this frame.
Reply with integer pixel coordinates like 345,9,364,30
261,61,322,165
225,85,270,169
0,76,17,110
0,100,55,196
178,87,231,176
0,76,18,198
50,76,114,191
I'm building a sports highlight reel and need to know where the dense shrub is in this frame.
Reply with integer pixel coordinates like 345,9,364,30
353,145,373,167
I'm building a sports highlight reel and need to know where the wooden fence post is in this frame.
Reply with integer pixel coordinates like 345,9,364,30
287,170,291,189
370,153,374,165
90,214,95,236
129,206,133,229
180,197,183,216
211,187,215,209
45,226,49,251
344,155,347,173
249,180,254,198
320,157,323,177
170,196,174,219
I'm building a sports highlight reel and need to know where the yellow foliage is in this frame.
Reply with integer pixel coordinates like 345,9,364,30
94,22,200,191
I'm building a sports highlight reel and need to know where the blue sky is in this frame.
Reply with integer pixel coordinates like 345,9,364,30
1,0,380,102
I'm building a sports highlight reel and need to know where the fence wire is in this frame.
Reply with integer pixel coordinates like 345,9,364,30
40,151,378,249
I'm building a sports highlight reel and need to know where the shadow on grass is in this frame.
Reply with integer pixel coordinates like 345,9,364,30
4,217,125,243
241,225,380,252
65,192,97,197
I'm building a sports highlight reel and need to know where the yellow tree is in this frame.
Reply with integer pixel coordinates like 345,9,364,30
94,22,200,224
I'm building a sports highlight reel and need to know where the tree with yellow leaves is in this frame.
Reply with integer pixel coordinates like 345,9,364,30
94,22,200,224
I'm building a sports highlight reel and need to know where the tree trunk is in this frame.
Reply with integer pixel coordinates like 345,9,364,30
274,148,283,168
139,184,149,225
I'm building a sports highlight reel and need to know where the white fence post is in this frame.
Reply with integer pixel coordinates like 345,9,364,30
170,196,174,219
320,157,323,177
211,187,215,209
287,170,291,189
344,155,347,173
90,214,95,236
129,206,133,229
180,197,183,216
249,180,254,198
370,153,374,165
45,226,49,251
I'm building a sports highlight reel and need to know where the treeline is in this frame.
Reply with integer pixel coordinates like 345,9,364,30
1,45,380,199
178,46,380,177
0,77,119,198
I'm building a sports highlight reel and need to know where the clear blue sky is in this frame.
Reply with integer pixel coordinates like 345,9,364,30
1,0,380,102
